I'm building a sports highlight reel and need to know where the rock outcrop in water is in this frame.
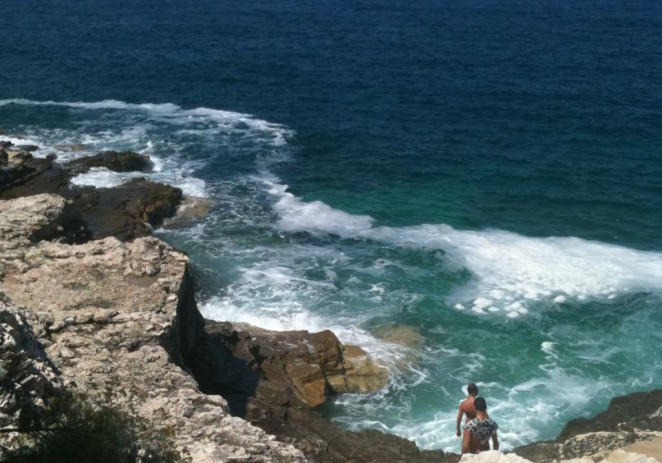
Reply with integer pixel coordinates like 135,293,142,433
1,139,661,463
0,144,182,241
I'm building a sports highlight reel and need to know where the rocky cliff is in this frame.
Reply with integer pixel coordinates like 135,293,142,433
0,192,305,462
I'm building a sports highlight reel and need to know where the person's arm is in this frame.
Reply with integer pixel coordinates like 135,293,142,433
461,429,471,454
456,404,464,436
491,431,499,451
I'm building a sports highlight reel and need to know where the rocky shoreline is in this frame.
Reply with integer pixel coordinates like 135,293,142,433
0,139,660,462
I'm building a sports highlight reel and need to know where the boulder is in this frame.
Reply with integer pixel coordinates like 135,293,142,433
204,321,388,410
201,321,456,463
75,178,183,240
65,150,153,174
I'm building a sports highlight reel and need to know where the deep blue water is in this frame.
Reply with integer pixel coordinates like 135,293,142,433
2,0,662,452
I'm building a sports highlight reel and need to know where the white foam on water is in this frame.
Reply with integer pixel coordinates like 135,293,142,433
196,238,415,377
1,98,297,199
266,181,375,238
0,98,293,148
0,135,45,150
264,182,662,315
362,360,616,453
70,168,143,189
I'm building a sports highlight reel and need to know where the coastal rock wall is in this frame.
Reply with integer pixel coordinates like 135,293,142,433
0,192,306,463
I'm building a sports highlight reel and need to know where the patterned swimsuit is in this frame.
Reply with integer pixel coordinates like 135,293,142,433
463,418,499,444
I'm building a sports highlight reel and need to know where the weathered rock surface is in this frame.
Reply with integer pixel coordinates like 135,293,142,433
0,294,63,432
0,141,182,241
205,321,389,409
461,450,532,462
461,447,661,463
0,194,306,463
513,389,662,463
202,321,456,463
0,193,88,249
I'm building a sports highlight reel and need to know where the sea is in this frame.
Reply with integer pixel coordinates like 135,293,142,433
2,0,662,453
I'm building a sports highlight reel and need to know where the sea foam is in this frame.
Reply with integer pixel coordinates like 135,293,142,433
0,98,292,146
265,180,662,316
0,98,294,198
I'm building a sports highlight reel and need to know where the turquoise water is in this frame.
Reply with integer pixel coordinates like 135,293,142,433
2,0,662,452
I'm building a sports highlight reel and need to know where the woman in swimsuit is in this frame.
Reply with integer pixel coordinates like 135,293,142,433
461,396,499,455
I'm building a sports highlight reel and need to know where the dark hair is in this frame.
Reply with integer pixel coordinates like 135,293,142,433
474,396,487,411
467,383,478,395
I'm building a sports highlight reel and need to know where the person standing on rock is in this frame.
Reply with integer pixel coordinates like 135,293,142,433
456,383,478,437
461,396,499,455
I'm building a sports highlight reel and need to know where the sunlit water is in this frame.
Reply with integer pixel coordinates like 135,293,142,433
2,0,662,452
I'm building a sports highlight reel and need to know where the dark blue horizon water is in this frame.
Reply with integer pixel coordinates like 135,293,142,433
3,0,662,452
5,0,662,249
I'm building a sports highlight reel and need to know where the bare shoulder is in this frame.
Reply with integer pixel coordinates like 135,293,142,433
459,397,475,411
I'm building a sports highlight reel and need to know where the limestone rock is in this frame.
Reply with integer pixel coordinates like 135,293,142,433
0,194,305,463
0,294,63,431
514,389,662,463
0,193,89,250
205,321,388,409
